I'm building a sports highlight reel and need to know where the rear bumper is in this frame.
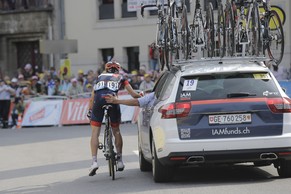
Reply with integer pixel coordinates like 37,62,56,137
159,147,291,166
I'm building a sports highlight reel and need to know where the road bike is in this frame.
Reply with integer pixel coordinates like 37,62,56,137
260,0,284,65
225,0,261,57
141,0,170,71
190,0,214,58
98,105,117,180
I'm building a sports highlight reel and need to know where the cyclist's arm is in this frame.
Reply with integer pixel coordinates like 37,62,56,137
124,83,141,98
88,90,95,110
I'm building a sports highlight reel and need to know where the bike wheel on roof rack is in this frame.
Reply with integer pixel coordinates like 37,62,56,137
206,2,215,57
224,1,235,57
248,4,261,56
181,4,190,60
266,10,284,65
217,0,225,57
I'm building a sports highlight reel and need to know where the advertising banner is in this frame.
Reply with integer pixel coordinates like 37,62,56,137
22,100,63,126
61,98,90,125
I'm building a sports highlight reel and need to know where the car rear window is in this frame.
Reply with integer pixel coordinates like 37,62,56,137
176,72,281,101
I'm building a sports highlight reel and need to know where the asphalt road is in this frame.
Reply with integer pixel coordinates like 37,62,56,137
0,123,291,194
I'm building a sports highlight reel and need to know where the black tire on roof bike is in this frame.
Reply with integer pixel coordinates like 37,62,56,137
217,1,225,57
206,2,215,57
164,24,170,71
224,1,235,56
248,3,261,56
181,4,190,60
266,10,284,65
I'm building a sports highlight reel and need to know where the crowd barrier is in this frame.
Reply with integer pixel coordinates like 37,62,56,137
20,91,140,127
12,81,291,128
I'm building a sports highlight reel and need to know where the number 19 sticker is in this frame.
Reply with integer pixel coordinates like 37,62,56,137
183,79,198,91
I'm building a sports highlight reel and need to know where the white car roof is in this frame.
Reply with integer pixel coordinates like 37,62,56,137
173,57,270,76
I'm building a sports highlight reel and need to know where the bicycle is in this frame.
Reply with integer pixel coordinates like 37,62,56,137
141,0,170,71
224,0,261,57
216,0,226,57
260,0,284,65
190,0,214,58
98,105,117,180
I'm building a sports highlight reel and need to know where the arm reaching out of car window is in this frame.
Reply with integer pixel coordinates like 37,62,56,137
105,92,156,108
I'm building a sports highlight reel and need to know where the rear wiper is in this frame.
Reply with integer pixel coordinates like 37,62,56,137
227,92,256,98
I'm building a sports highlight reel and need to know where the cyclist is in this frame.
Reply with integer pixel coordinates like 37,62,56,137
87,61,141,176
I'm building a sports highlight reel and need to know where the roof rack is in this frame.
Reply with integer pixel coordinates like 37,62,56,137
170,56,268,71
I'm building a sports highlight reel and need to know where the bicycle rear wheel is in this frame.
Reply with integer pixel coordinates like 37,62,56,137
224,1,235,56
108,127,115,180
205,2,215,57
217,0,225,57
248,4,261,56
180,4,190,60
265,10,284,65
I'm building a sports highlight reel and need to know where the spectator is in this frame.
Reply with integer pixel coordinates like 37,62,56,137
10,78,22,97
66,78,83,98
23,63,34,80
139,74,155,92
149,42,160,71
84,83,93,93
138,65,146,76
45,73,55,96
83,74,95,91
21,81,34,97
53,78,62,96
77,69,86,84
0,79,15,128
60,75,71,96
30,75,43,95
129,72,141,90
11,96,25,129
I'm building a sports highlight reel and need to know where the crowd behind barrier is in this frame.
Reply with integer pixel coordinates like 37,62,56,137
0,62,160,129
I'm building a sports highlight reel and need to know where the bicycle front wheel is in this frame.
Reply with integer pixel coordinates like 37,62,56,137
266,10,284,65
181,4,190,60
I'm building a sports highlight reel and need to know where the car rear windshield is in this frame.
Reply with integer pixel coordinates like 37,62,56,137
176,72,281,101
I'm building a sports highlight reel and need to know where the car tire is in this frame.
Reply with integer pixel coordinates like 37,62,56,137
151,140,173,183
277,160,291,178
139,147,152,172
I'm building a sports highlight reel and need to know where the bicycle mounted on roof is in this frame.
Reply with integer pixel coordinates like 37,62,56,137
141,0,284,71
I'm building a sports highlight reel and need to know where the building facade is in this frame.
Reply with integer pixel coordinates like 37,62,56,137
63,0,291,75
0,0,64,77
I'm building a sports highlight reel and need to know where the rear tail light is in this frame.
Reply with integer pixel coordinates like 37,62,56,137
267,97,291,113
158,102,191,119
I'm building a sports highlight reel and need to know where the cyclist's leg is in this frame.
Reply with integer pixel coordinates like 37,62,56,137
89,96,105,176
110,104,125,171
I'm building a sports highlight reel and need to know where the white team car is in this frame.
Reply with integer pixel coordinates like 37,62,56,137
137,57,291,182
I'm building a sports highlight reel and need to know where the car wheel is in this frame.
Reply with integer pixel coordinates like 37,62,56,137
277,160,291,178
139,144,152,172
151,140,173,182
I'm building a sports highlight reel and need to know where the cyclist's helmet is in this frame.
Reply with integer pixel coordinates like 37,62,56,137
105,61,121,74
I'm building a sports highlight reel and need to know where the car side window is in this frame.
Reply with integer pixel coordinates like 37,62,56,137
154,72,169,99
159,73,176,101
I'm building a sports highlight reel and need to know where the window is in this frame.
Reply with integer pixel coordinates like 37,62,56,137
176,72,280,101
100,48,114,63
99,0,114,19
125,46,139,72
122,0,137,18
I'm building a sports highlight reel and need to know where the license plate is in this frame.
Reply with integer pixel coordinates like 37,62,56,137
209,114,251,125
